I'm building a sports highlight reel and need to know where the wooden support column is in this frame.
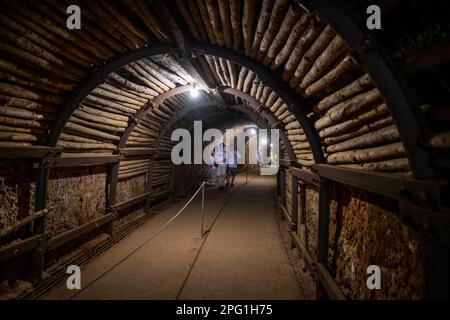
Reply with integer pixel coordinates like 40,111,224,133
280,169,286,205
290,173,299,232
106,162,120,235
107,163,120,209
316,176,330,299
298,183,307,249
317,177,330,263
144,157,155,214
31,164,50,282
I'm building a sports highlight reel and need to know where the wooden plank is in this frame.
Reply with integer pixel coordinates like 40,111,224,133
278,199,291,224
290,231,346,300
316,263,346,300
312,164,446,201
48,190,171,252
280,159,291,168
47,212,118,252
291,231,314,268
399,199,450,246
291,174,299,231
44,154,119,168
152,190,171,201
0,210,48,240
0,146,61,159
290,167,319,187
111,192,152,212
122,148,155,157
0,234,46,264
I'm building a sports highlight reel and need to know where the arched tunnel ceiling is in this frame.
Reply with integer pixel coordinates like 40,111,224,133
0,0,448,178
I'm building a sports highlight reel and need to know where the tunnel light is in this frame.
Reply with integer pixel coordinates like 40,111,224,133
190,88,200,98
260,137,268,145
248,128,257,135
190,83,200,98
270,143,273,148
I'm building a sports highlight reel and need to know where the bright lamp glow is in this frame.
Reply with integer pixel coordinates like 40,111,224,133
190,88,199,98
260,137,268,145
248,128,256,135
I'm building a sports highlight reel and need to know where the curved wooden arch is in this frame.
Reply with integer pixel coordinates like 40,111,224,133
149,87,296,162
45,45,178,147
44,42,323,165
190,43,325,165
117,84,195,149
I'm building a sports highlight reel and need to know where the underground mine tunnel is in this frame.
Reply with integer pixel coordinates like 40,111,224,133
0,0,449,302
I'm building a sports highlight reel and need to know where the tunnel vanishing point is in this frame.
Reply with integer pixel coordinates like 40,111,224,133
0,0,449,300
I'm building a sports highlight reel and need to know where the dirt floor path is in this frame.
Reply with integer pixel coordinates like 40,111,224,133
44,173,304,300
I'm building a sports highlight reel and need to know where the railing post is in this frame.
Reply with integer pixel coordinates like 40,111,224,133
290,172,299,232
31,163,49,282
280,169,286,205
107,163,119,209
316,175,330,299
298,183,307,249
317,177,330,263
106,162,119,235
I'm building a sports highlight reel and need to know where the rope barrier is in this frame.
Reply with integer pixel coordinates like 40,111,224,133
68,172,258,299
69,181,209,299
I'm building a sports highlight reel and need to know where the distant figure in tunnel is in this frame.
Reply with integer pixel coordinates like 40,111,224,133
226,148,240,188
214,144,227,190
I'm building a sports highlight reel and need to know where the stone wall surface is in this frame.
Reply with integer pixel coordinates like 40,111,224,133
117,175,146,203
0,161,35,232
46,167,107,237
328,184,425,299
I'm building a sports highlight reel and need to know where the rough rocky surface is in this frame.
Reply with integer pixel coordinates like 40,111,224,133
46,167,107,237
305,186,319,256
117,175,146,203
0,161,35,232
328,183,425,299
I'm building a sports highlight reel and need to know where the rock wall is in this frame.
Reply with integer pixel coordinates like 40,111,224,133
46,166,107,237
328,184,425,299
117,175,146,203
293,178,424,299
305,185,319,257
0,160,35,235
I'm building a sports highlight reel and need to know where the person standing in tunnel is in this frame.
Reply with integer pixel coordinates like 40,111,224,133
226,148,240,188
214,143,227,190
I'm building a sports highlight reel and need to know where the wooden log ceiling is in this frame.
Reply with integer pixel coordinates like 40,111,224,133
0,0,448,177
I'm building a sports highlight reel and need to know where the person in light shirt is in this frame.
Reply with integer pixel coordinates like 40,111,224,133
214,144,227,190
226,148,241,187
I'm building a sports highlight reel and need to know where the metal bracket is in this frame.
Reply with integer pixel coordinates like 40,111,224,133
129,115,139,125
116,148,126,161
